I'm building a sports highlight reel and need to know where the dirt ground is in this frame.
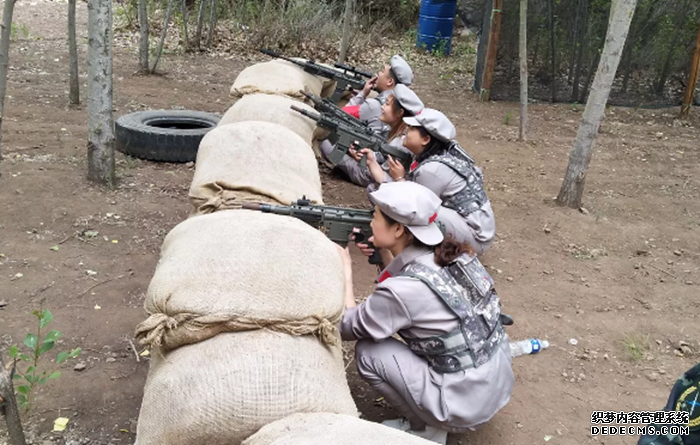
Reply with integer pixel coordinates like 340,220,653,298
1,2,699,445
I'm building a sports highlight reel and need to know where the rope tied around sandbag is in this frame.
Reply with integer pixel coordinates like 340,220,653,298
192,182,288,215
134,311,342,350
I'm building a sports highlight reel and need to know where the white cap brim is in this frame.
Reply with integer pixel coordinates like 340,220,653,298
403,116,421,127
406,223,444,246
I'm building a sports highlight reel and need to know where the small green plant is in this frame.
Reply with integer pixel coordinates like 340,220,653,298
504,111,514,125
571,102,580,112
8,308,81,411
622,333,650,362
430,34,449,57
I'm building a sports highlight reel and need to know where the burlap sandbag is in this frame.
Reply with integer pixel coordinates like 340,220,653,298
188,121,323,215
230,60,324,100
219,94,317,145
242,413,437,445
135,209,345,351
134,332,359,445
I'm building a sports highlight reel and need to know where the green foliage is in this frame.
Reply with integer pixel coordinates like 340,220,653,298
504,110,513,125
622,333,650,362
10,22,29,41
7,308,81,411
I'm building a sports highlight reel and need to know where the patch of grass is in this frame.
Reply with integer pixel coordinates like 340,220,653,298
621,333,650,362
504,111,513,125
568,245,607,260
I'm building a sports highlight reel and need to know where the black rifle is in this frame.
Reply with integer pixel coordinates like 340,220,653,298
241,197,382,265
334,62,372,79
300,90,365,130
291,105,413,171
260,49,369,104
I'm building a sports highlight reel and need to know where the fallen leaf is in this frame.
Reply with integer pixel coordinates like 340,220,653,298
50,245,59,251
94,305,101,310
140,349,150,357
112,240,118,244
544,435,553,442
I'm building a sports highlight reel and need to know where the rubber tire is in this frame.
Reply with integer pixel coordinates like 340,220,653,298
115,110,221,163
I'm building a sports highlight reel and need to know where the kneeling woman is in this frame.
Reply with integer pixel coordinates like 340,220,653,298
362,108,494,254
320,84,423,187
336,181,513,444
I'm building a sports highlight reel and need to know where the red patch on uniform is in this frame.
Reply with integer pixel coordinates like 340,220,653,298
429,213,437,223
378,271,392,283
410,161,418,172
343,105,361,119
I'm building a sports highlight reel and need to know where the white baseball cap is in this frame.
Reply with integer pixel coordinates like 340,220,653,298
369,181,444,246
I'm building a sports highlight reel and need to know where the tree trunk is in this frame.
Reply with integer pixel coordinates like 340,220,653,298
180,0,189,52
479,0,502,101
138,0,149,72
151,0,174,74
519,0,528,141
568,0,582,82
0,0,17,181
195,0,206,50
338,0,354,63
0,356,27,445
556,0,637,209
68,0,80,105
571,0,588,101
205,0,216,48
655,5,686,94
579,49,600,103
87,0,115,187
548,0,556,102
680,23,700,116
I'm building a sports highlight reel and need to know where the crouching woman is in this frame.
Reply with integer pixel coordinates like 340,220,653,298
336,181,513,444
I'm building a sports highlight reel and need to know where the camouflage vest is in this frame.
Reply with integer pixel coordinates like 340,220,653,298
397,254,505,373
410,142,488,217
638,363,700,445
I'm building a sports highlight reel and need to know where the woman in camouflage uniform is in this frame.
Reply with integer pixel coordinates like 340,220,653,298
361,108,495,255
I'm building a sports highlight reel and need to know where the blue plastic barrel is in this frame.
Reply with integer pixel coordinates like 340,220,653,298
416,0,458,55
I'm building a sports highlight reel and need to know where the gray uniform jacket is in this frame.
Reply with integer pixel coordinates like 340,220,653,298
341,245,514,429
348,89,392,136
373,162,495,254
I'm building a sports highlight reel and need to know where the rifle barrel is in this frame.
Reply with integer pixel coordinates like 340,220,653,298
241,202,263,211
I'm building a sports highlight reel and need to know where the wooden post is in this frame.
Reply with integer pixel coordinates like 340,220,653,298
0,355,28,445
680,22,700,116
338,0,354,64
0,0,17,181
479,0,502,101
519,0,528,141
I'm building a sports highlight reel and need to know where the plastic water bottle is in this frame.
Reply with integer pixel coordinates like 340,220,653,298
510,339,549,358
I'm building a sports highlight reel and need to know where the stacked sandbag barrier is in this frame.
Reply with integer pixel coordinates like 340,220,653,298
133,211,357,444
218,95,317,146
133,56,358,445
242,413,438,445
188,121,323,215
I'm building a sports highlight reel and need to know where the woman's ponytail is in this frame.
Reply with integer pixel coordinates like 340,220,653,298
434,237,475,267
